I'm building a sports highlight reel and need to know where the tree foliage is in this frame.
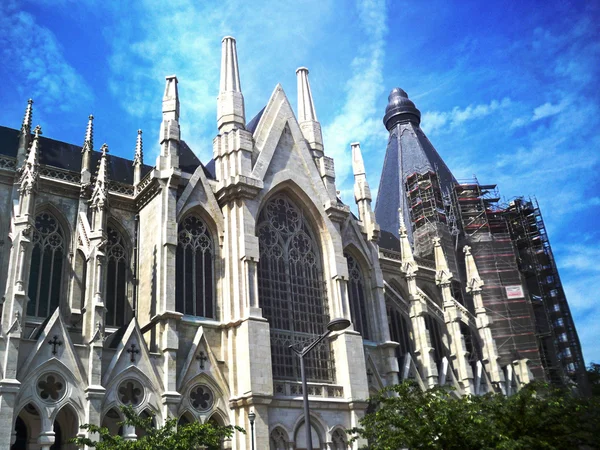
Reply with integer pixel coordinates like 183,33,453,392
588,362,600,397
71,406,244,450
349,381,600,450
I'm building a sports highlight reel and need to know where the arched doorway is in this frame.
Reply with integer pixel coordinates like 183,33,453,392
101,408,123,437
12,403,42,450
294,420,323,450
50,405,78,450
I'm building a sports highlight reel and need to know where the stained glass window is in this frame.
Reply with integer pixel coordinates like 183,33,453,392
345,253,370,339
257,194,334,383
176,215,214,318
27,212,64,318
106,226,128,327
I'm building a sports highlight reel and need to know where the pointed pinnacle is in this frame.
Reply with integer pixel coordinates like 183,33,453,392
82,114,94,153
351,142,366,176
21,99,34,133
296,67,317,122
96,143,109,181
220,36,241,93
398,207,407,234
133,129,143,166
27,125,42,166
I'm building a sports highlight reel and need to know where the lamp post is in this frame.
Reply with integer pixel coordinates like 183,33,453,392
290,318,351,450
248,410,256,450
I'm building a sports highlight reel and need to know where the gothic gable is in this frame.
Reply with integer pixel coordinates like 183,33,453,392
176,164,224,233
251,85,329,208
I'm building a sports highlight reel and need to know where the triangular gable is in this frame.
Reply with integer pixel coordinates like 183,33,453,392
177,326,229,394
399,353,425,390
18,308,86,385
250,85,330,207
176,164,224,232
341,216,373,260
102,319,160,389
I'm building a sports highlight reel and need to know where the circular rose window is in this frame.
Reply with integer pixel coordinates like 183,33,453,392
37,373,66,403
190,385,214,412
118,379,144,406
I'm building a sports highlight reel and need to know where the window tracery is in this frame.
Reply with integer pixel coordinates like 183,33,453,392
27,212,64,318
387,304,413,360
345,252,370,339
257,194,334,383
176,214,214,318
106,226,128,327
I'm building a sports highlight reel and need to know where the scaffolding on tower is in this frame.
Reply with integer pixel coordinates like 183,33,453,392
504,197,588,388
452,178,545,381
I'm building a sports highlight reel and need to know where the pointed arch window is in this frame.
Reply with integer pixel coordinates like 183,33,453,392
386,305,413,361
27,212,64,318
106,226,128,327
344,252,370,339
176,214,214,318
257,194,334,383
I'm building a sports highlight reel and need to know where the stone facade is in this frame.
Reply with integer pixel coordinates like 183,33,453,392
0,36,545,450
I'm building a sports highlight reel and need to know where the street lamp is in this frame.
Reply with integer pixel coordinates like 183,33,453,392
248,410,256,450
290,318,351,450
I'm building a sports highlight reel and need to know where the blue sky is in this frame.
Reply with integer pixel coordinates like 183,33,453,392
1,1,598,364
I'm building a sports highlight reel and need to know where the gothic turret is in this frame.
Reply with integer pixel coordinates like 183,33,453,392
16,99,33,170
296,67,323,157
158,75,180,170
217,36,245,132
352,142,379,241
133,129,143,186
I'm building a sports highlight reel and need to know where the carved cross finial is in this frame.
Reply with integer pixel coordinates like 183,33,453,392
127,343,140,363
48,335,63,356
196,351,208,370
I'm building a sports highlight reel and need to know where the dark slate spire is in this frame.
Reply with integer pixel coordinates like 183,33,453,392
375,88,457,255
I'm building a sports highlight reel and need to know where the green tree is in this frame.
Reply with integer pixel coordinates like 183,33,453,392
588,362,600,397
349,381,600,450
71,406,244,450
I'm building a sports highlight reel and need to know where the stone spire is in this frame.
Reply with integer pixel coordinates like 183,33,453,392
296,67,323,156
464,246,484,295
217,36,245,132
433,237,453,286
352,142,379,241
81,114,94,175
398,208,417,277
19,125,41,195
158,75,180,170
16,99,34,170
133,129,143,186
90,144,109,213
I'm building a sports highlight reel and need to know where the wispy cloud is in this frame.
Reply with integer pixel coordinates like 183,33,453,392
421,98,512,135
532,98,570,121
322,0,388,198
0,1,93,124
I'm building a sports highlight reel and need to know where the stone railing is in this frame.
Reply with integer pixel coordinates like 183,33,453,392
136,171,153,193
452,298,477,329
40,166,81,184
273,380,343,399
0,155,16,171
379,248,402,261
108,180,135,197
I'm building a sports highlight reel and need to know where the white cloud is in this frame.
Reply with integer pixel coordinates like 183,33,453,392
531,99,569,121
421,97,511,134
322,0,388,198
0,2,93,117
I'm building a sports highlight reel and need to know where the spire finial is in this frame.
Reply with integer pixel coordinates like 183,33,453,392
383,88,421,130
398,207,407,234
20,99,33,135
296,67,317,122
433,237,453,285
217,36,245,131
163,75,180,121
133,129,143,166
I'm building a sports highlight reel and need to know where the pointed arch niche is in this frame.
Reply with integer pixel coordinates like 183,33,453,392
257,193,334,383
343,249,371,339
27,210,66,318
105,223,132,327
176,212,215,318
